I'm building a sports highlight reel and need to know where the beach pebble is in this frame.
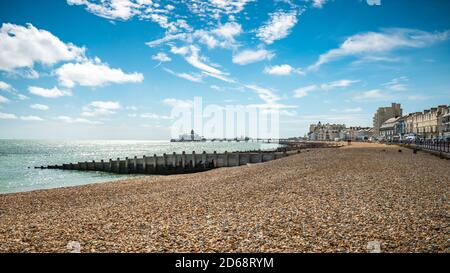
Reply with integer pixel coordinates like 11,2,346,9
0,142,448,253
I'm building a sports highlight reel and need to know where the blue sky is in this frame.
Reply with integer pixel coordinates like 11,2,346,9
0,0,449,139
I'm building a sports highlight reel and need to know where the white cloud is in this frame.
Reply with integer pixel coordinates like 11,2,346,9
0,95,9,104
163,68,203,83
309,28,450,70
81,101,121,117
293,85,318,98
287,113,371,125
407,94,431,101
171,46,234,82
147,22,243,50
0,81,30,100
20,115,44,121
56,115,102,124
186,0,253,20
213,21,242,39
152,52,171,62
352,55,401,65
17,94,29,100
210,85,222,91
28,86,72,98
170,45,190,55
55,59,144,88
163,98,193,108
0,23,85,72
342,107,363,113
232,49,274,65
293,80,359,98
68,0,193,33
244,84,280,105
211,22,242,47
0,112,17,120
147,33,193,48
126,105,138,111
352,89,388,100
264,64,303,76
197,31,219,49
90,101,121,110
321,79,360,90
141,113,172,120
30,104,49,111
311,0,327,8
184,46,224,75
201,71,236,83
383,76,408,91
67,0,144,21
256,10,298,44
3,68,40,79
0,81,15,93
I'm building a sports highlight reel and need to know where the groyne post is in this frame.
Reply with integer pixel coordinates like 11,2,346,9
116,158,120,173
192,151,196,168
236,152,240,166
182,151,186,168
125,157,129,174
153,154,157,170
202,151,207,168
172,152,177,168
224,151,229,167
133,156,137,172
213,151,218,167
143,155,147,173
163,153,167,168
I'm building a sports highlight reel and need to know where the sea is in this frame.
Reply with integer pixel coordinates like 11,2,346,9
0,140,280,194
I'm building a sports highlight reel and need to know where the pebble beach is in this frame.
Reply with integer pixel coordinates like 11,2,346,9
0,143,449,253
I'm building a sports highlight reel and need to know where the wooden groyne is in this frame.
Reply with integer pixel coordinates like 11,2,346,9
35,141,342,175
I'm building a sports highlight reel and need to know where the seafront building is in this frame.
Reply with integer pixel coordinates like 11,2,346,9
308,123,372,141
377,104,449,140
339,127,373,141
307,103,449,141
406,105,448,139
373,103,403,136
440,107,450,138
308,122,346,141
379,117,403,141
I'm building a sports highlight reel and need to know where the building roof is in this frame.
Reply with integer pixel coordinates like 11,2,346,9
380,117,401,130
383,117,401,124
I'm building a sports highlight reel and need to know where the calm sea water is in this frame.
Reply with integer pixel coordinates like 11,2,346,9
0,140,279,194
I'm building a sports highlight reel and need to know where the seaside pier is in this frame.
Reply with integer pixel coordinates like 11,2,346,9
36,142,342,175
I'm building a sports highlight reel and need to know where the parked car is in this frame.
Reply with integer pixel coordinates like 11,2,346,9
405,133,418,142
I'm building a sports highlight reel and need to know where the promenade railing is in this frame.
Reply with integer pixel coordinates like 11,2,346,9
388,140,450,154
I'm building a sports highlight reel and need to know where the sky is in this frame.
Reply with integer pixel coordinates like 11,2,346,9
0,0,449,140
